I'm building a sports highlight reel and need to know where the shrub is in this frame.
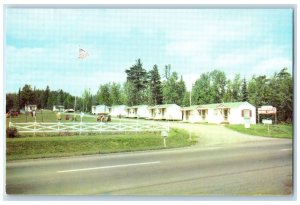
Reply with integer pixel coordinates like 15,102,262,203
6,127,19,138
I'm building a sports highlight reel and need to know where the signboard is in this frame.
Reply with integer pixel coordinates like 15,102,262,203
262,119,272,125
161,131,168,138
258,106,276,114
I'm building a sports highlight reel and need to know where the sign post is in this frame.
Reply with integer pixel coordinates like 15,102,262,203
258,106,277,124
161,131,169,148
262,119,272,136
80,112,84,134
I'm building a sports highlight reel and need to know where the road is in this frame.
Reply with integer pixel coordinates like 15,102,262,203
6,138,292,196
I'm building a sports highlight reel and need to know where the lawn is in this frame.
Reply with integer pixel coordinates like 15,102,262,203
6,110,97,125
6,128,197,161
225,123,293,139
6,110,140,129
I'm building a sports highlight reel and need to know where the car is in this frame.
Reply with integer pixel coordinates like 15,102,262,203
97,113,111,122
6,110,19,118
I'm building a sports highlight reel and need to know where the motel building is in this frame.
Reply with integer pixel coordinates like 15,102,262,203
53,105,65,112
24,104,37,112
126,105,150,119
109,105,128,117
91,105,109,115
148,104,182,121
182,102,256,124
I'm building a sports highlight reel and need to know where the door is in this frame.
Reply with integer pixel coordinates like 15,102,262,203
223,109,228,121
201,110,206,120
186,111,189,121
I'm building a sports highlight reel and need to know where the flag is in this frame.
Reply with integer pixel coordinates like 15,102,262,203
78,48,89,59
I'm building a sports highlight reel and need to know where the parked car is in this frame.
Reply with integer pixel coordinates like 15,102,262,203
97,113,111,122
6,110,19,118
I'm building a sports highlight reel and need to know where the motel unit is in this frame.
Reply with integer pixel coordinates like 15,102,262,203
148,104,182,120
182,102,256,124
91,105,110,115
109,105,128,117
126,105,151,119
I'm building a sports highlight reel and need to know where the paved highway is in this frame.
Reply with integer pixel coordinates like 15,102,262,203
6,138,292,196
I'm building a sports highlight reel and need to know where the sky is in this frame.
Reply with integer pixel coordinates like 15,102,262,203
5,8,293,96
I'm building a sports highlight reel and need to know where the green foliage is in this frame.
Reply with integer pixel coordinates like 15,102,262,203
162,67,186,106
6,129,195,160
20,84,35,107
210,70,227,103
241,78,248,102
125,59,148,105
110,82,125,105
192,72,213,105
232,74,242,101
6,127,19,138
82,88,92,112
148,65,163,105
182,91,191,107
96,84,111,106
226,124,292,139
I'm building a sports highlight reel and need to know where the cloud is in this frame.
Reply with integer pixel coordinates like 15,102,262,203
5,9,293,95
250,57,292,75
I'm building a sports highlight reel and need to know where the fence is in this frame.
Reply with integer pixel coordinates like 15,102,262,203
9,122,170,134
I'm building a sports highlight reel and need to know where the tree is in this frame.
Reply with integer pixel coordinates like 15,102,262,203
20,84,34,107
210,70,227,103
176,76,187,105
182,91,191,106
224,79,233,102
164,64,171,80
232,74,242,101
82,88,92,112
110,83,123,105
6,94,14,112
162,71,186,105
41,85,50,109
192,72,213,105
241,78,248,102
248,75,271,107
97,84,111,106
269,68,293,122
57,89,64,106
148,65,163,105
125,59,148,105
17,88,21,110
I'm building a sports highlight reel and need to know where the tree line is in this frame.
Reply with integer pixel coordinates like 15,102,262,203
6,59,292,122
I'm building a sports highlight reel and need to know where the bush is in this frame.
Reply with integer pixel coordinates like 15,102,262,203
6,127,19,138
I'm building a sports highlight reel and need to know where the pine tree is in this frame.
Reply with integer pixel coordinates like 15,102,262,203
125,59,148,105
242,78,248,102
149,65,163,105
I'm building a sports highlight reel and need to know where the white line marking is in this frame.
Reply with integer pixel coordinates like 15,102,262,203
281,148,292,151
57,161,161,173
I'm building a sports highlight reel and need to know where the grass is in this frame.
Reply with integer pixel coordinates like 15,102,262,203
6,110,97,125
6,128,197,161
225,123,293,139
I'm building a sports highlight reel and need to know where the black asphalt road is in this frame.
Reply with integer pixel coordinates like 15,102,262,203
6,138,293,196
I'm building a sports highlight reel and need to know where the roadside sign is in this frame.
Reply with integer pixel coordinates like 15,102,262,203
262,119,272,125
80,112,85,118
258,106,277,114
161,131,168,138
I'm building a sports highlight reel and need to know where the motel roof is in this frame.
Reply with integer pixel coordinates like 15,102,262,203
197,102,250,109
